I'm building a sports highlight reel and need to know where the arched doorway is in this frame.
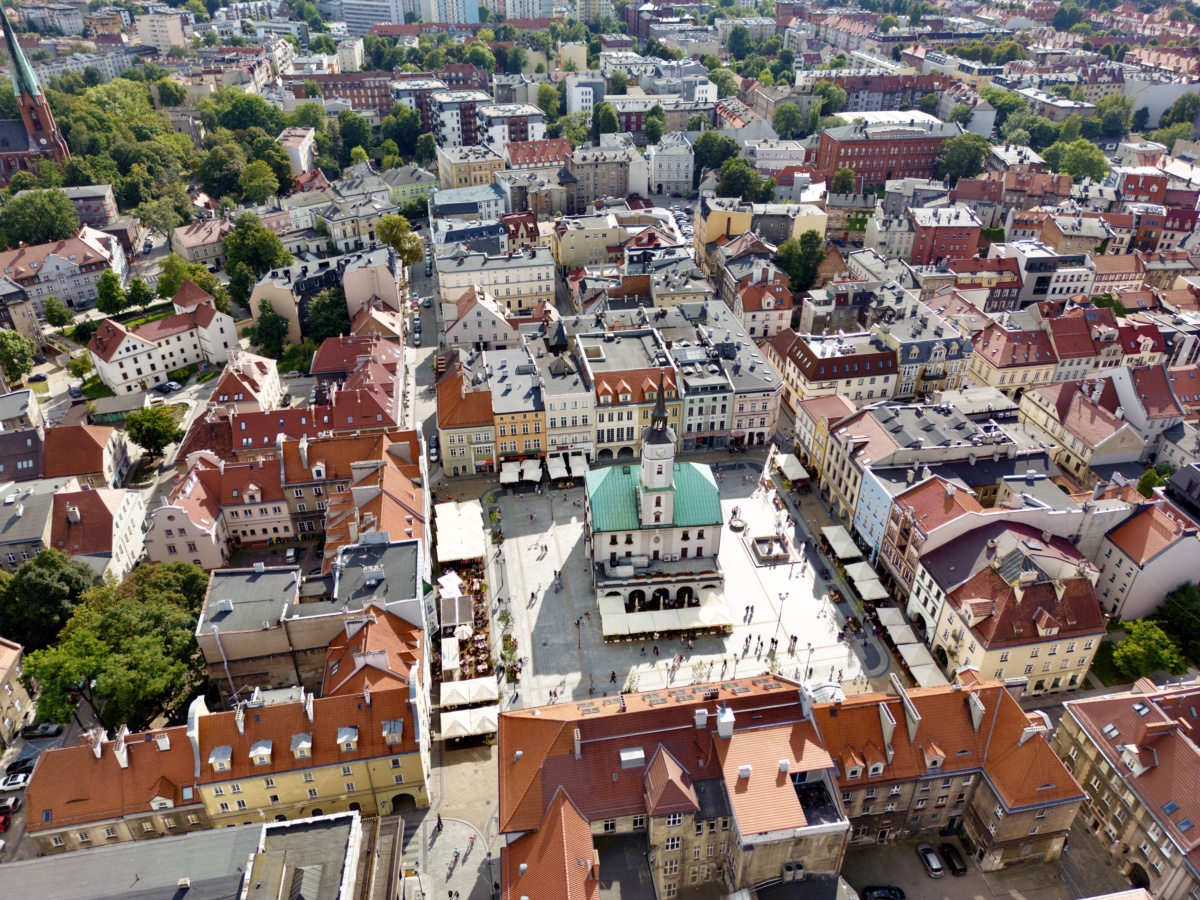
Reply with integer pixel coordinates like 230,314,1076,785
651,587,670,608
349,802,361,811
629,589,646,611
1128,863,1151,890
617,446,635,459
676,586,694,604
598,448,614,461
311,808,324,816
933,645,949,668
392,793,418,812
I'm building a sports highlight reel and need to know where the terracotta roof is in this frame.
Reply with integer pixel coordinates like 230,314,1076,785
505,138,573,169
194,688,418,785
595,368,676,404
1090,254,1145,277
738,281,793,312
643,747,699,816
177,413,234,462
280,431,415,485
1046,316,1099,361
812,680,1083,810
895,476,983,533
1170,365,1200,421
171,279,215,310
502,790,599,900
173,218,233,248
87,318,149,363
0,228,117,285
436,369,494,429
322,465,426,565
713,721,833,835
49,489,126,558
194,456,286,505
972,322,1057,370
41,424,113,478
26,725,200,833
322,606,423,697
1118,321,1166,355
1130,365,1185,421
1105,503,1200,566
310,335,401,378
1067,684,1200,852
794,394,857,427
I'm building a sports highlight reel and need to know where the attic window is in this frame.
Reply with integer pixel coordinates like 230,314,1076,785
847,766,862,779
1133,703,1150,716
1164,801,1180,815
1180,819,1195,832
1102,724,1120,739
868,763,883,777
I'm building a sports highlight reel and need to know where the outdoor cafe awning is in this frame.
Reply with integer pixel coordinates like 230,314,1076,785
440,705,499,739
844,562,877,582
434,500,487,562
855,579,889,601
877,608,907,627
441,636,461,672
440,593,473,627
910,664,950,687
886,623,920,645
821,525,861,560
439,676,499,707
500,460,520,484
568,451,587,474
777,453,810,481
520,459,542,482
547,453,569,480
898,641,935,670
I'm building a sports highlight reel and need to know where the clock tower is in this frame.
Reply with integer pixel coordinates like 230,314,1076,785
638,369,676,526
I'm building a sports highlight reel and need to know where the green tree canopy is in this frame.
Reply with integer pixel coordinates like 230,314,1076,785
223,213,293,302
0,330,36,382
377,214,423,276
592,101,619,141
155,78,188,107
0,189,80,248
415,133,437,165
728,25,751,60
918,93,941,116
692,130,740,187
1045,138,1110,182
773,102,803,140
777,230,826,292
304,286,351,342
609,71,628,95
813,80,847,116
238,159,280,204
0,550,96,651
155,254,231,312
715,157,775,202
1112,619,1188,681
95,269,128,316
43,296,72,328
125,405,184,456
537,82,561,120
644,104,666,145
936,132,992,184
199,143,247,199
338,110,373,167
1156,582,1200,661
1160,93,1200,131
830,167,856,193
250,298,290,357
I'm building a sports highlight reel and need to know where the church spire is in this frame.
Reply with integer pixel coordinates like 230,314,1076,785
1,11,43,99
649,368,669,435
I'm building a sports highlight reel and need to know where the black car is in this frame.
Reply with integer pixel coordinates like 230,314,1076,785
863,887,905,900
3,759,33,776
27,373,47,383
33,354,46,364
68,385,82,399
20,723,63,739
938,843,968,875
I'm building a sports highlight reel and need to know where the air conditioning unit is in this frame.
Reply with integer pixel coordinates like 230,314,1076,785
782,862,806,882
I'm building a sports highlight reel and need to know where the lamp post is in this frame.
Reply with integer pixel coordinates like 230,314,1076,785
775,592,788,639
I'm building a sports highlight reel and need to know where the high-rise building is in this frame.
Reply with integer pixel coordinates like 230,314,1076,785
341,0,420,36
418,0,479,24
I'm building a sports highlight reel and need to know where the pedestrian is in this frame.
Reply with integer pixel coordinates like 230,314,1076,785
584,611,590,621
610,671,618,683
750,605,755,617
838,668,843,680
653,645,659,657
530,512,534,521
641,646,647,657
437,813,443,831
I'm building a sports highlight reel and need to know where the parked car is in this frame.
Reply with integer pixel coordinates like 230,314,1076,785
412,332,422,346
285,547,296,563
429,432,439,449
33,354,46,364
4,759,33,776
20,723,63,739
863,887,905,900
916,843,944,878
27,373,47,382
165,381,182,392
0,773,30,792
67,385,82,399
0,813,11,832
0,796,21,814
428,444,439,463
281,393,293,407
938,843,967,875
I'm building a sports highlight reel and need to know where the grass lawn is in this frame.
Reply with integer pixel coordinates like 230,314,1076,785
29,381,49,396
197,369,219,384
164,403,188,426
1090,641,1125,686
81,376,116,400
121,307,175,329
168,364,199,382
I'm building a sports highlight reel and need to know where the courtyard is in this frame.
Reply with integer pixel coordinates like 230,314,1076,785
481,460,874,709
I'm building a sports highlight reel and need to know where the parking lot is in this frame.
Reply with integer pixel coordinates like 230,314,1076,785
843,831,1129,900
227,538,324,574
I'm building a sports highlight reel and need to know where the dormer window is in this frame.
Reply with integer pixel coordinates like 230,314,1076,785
250,739,272,765
338,726,359,751
869,763,884,777
209,745,232,772
313,466,325,479
292,732,312,759
383,719,404,745
847,766,862,780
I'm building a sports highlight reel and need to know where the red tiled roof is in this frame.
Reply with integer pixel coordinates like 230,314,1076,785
505,138,572,168
41,425,113,478
972,323,1057,370
502,790,599,900
1106,503,1199,565
49,489,126,558
322,607,423,697
895,476,983,533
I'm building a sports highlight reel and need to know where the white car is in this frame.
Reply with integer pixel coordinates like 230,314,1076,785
0,772,30,792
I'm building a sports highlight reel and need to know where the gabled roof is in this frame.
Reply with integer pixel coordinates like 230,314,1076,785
41,424,113,478
584,462,721,532
88,318,152,363
894,476,983,535
322,606,423,697
49,488,126,558
502,789,599,900
644,747,699,816
1105,503,1200,566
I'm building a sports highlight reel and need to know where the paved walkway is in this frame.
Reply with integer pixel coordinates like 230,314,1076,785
409,817,495,900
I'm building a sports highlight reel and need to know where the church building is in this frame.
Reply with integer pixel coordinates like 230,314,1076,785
585,371,735,639
0,11,70,185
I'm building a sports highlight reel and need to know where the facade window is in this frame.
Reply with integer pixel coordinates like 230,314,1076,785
665,836,681,851
666,812,683,827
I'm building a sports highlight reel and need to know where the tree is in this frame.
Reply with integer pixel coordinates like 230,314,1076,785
979,86,1029,129
708,68,737,99
773,102,803,140
43,296,72,328
1095,93,1132,137
919,93,941,116
777,230,826,292
377,214,424,280
126,277,154,312
155,78,187,107
1050,138,1110,182
0,550,96,651
0,189,80,249
948,104,974,126
309,34,337,54
1112,619,1187,680
304,287,351,341
67,355,93,380
238,159,280,204
155,254,231,313
95,269,128,316
223,213,292,284
1160,92,1200,130
728,25,751,60
687,113,707,131
644,105,666,145
1150,121,1195,151
350,145,369,165
0,330,35,382
715,157,755,199
592,102,619,141
1136,461,1175,498
830,167,856,193
880,14,898,30
537,82,561,120
507,46,528,74
338,110,373,166
125,406,185,457
1133,106,1151,133
813,80,847,116
692,130,740,187
609,71,628,95
250,299,290,357
935,132,992,184
415,133,437,165
1157,582,1200,661
199,143,247,199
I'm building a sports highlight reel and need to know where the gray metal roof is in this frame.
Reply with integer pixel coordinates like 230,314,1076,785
202,566,301,632
332,539,422,624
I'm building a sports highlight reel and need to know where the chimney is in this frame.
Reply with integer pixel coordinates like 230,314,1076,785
90,727,107,759
253,562,265,573
716,704,734,739
574,728,582,760
299,434,309,469
778,759,790,774
155,732,171,752
305,692,314,723
113,725,130,769
236,706,245,734
363,682,371,707
694,708,708,729
66,505,81,524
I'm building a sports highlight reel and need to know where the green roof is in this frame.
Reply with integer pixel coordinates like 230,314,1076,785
1,10,41,97
585,463,722,533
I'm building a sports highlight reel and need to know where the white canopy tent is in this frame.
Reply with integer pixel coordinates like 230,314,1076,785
547,453,569,480
568,452,587,475
821,525,861,560
441,636,461,673
439,677,500,707
886,623,920,645
440,705,499,739
500,461,520,484
438,571,463,591
898,641,935,670
777,453,810,481
598,589,734,639
855,579,889,601
435,500,487,562
844,562,877,582
520,459,542,482
877,608,907,627
910,664,950,687
440,593,473,626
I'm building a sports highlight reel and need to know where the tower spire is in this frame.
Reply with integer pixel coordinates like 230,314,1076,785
1,11,43,99
649,368,668,433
